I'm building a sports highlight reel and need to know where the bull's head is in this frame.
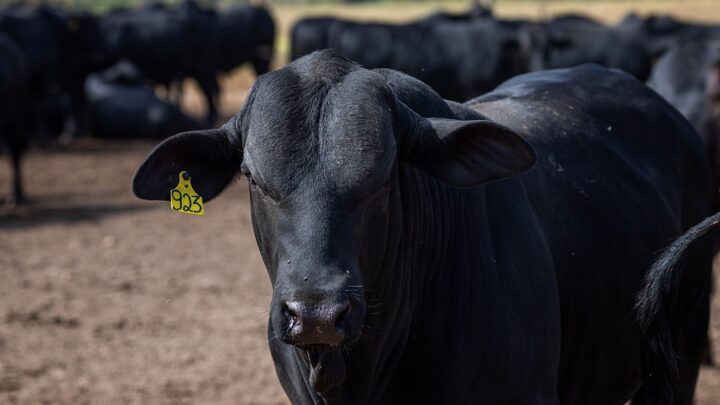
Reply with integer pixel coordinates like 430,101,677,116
132,50,534,396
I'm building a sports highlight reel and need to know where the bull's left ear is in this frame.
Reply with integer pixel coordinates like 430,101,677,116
405,118,536,187
132,128,242,202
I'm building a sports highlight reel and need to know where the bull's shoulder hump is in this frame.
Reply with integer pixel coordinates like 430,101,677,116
479,64,639,101
462,63,689,150
464,64,652,123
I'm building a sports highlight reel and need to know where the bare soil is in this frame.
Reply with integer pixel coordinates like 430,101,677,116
0,140,288,404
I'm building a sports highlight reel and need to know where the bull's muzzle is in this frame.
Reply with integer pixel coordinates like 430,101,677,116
283,298,350,346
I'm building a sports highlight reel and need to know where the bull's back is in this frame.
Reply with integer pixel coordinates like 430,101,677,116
470,64,712,404
473,64,710,231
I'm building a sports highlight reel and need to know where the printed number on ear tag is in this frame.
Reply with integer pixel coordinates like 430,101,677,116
170,171,204,216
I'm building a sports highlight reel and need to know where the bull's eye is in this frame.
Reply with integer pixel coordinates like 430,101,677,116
240,166,280,202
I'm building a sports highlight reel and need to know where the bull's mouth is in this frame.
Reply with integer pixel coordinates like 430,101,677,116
303,345,347,396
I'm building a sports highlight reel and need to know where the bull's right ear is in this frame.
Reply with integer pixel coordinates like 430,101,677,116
132,128,242,202
393,100,535,188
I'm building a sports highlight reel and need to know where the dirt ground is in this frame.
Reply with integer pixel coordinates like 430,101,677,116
0,139,288,404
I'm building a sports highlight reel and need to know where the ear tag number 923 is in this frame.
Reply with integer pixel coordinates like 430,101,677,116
170,171,204,216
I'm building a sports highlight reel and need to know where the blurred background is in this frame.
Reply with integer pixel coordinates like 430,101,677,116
1,0,720,403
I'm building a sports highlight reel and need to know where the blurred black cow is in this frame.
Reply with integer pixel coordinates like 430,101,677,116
0,34,28,204
85,61,199,140
0,5,104,138
521,16,653,80
49,7,106,139
101,1,222,125
290,17,337,61
648,40,720,199
327,18,528,101
102,1,275,126
618,13,720,59
218,4,275,77
290,5,491,62
0,5,104,204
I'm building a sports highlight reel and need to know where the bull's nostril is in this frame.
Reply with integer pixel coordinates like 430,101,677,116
283,303,298,325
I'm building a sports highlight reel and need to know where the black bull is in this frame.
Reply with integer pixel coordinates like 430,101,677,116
133,51,714,404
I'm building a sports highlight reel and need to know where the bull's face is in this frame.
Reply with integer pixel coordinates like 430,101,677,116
238,68,403,348
132,50,535,374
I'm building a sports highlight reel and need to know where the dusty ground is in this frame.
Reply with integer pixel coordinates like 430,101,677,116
0,140,288,404
3,0,720,403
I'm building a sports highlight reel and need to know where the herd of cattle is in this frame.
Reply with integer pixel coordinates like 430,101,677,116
4,2,720,206
0,0,274,204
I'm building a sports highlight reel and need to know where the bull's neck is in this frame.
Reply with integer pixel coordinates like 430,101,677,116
393,164,491,329
301,100,493,405
333,101,493,403
336,167,490,404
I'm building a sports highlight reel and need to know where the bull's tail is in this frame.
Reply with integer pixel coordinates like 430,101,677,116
635,211,720,403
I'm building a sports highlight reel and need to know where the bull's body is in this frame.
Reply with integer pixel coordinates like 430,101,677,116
134,51,714,404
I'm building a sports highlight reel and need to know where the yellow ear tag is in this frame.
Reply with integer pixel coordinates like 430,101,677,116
170,171,205,216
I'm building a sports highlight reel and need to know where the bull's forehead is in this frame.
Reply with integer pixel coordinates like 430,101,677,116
243,68,397,201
